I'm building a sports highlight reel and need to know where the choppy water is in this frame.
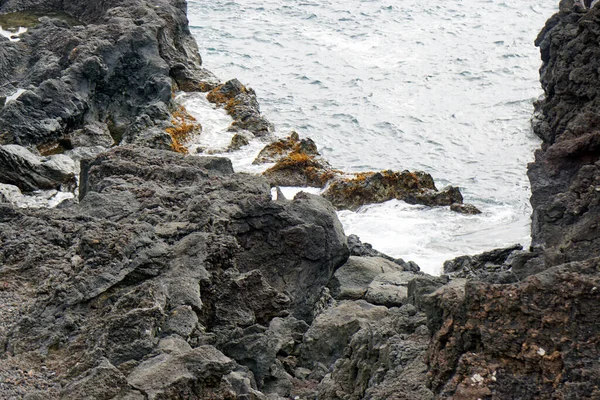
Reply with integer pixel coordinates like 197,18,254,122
186,0,558,274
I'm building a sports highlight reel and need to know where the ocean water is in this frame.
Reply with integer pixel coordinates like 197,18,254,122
186,0,558,274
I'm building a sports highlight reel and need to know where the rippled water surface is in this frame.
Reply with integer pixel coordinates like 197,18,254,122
187,0,558,274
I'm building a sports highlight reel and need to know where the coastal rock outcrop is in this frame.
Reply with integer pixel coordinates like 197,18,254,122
0,0,213,153
322,170,465,211
206,78,273,137
531,1,600,266
0,146,348,398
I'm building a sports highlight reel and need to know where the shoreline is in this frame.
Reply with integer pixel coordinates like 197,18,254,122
0,1,598,398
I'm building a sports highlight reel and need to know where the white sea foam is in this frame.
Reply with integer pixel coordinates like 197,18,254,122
186,0,558,274
0,26,27,41
5,88,26,103
181,91,276,174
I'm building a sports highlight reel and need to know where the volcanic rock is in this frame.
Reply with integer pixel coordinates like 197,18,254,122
253,131,319,164
0,144,76,191
322,170,465,211
207,79,273,137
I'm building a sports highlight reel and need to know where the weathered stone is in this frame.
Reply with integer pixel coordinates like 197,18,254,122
347,234,421,272
322,170,464,211
127,345,237,399
262,150,338,188
253,132,319,164
0,144,76,192
364,271,416,307
207,79,273,136
299,300,389,370
328,256,403,300
315,305,433,400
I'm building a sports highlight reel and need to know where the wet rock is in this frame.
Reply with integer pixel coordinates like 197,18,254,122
322,170,464,211
170,63,221,92
253,131,319,164
328,256,404,300
262,150,338,188
0,144,76,191
450,202,482,214
207,79,273,136
227,132,250,151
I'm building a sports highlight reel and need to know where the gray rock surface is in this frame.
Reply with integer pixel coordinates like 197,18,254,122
0,146,348,399
0,0,212,150
0,144,76,191
328,256,404,300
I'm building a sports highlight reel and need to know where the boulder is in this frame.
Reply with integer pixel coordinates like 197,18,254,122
207,79,273,136
443,244,523,283
299,300,390,370
253,132,319,164
262,149,338,188
314,304,433,400
0,144,76,192
322,170,465,211
328,256,404,300
364,271,416,307
347,234,420,272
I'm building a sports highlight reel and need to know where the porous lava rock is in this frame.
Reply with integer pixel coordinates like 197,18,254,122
322,169,466,211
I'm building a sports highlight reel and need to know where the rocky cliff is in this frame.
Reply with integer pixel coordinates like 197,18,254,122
0,0,599,399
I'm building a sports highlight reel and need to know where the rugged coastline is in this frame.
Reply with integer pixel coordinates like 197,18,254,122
0,1,599,400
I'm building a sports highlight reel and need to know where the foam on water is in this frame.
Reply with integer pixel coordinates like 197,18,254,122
0,26,27,41
187,0,558,274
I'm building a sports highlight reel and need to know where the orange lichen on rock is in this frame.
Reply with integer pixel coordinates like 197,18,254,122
263,149,339,188
322,169,458,211
166,105,201,154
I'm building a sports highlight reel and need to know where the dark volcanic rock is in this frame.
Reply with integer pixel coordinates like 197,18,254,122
443,244,524,283
0,146,348,398
262,150,338,188
530,3,600,266
426,258,600,399
322,169,466,211
347,234,420,272
207,79,273,137
0,0,212,152
253,131,320,164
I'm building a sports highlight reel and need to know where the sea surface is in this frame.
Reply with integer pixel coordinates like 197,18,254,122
185,0,558,275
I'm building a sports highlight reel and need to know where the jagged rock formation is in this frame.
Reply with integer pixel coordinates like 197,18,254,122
417,2,600,398
0,0,217,152
0,146,348,399
1,0,600,399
